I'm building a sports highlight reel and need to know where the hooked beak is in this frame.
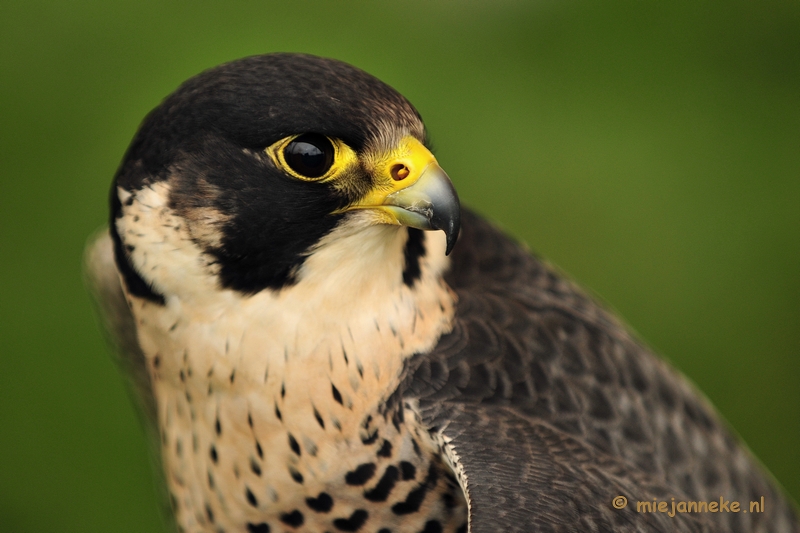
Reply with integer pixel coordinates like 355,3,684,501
343,137,461,255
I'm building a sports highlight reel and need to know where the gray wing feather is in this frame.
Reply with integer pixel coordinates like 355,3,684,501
407,209,799,533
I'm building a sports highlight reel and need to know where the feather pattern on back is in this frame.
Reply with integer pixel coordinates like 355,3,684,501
405,209,799,533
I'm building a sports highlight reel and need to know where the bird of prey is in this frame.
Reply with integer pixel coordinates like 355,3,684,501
85,53,799,533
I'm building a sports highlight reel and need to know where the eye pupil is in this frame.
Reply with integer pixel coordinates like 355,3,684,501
284,133,334,178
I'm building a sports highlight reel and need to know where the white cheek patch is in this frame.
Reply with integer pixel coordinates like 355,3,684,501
116,183,222,304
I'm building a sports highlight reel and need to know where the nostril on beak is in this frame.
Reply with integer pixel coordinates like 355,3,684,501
391,164,410,181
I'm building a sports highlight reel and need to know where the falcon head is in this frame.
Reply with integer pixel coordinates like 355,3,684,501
111,53,460,305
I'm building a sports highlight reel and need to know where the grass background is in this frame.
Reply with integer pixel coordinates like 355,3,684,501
1,1,797,531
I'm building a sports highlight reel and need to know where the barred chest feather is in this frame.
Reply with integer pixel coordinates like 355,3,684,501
120,190,468,533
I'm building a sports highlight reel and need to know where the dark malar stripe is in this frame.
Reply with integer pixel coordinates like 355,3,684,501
402,228,425,287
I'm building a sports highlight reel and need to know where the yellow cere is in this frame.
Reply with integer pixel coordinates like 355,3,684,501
353,136,439,209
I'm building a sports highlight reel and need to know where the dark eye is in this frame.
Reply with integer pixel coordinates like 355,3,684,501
283,133,334,178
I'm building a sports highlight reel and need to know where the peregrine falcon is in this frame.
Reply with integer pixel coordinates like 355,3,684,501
85,53,799,533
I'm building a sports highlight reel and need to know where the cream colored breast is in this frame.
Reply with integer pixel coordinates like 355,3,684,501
116,183,456,531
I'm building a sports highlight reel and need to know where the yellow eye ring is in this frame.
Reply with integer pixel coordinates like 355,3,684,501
266,134,356,182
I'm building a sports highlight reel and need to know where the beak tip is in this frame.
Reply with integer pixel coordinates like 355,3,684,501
429,177,460,256
444,220,459,256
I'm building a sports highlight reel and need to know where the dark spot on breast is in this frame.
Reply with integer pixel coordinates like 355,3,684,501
399,461,416,480
313,407,325,429
248,413,254,427
179,369,186,382
250,458,262,476
411,438,421,456
289,467,304,484
245,487,258,507
210,445,218,463
280,510,304,527
332,383,343,405
207,470,215,488
288,433,301,456
247,523,270,533
281,382,286,398
420,521,442,533
377,440,392,458
306,491,333,513
365,465,398,502
205,503,214,523
305,440,318,457
255,441,263,458
392,463,437,515
215,418,222,435
275,404,282,421
153,355,160,368
229,369,236,383
361,429,379,445
442,492,457,509
345,463,376,485
333,509,368,531
391,404,404,432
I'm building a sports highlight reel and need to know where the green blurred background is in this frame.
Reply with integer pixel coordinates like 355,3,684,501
1,1,797,531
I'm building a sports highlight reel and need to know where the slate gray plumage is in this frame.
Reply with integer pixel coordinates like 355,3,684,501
406,210,799,533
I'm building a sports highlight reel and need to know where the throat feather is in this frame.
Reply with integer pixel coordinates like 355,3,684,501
125,217,457,531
